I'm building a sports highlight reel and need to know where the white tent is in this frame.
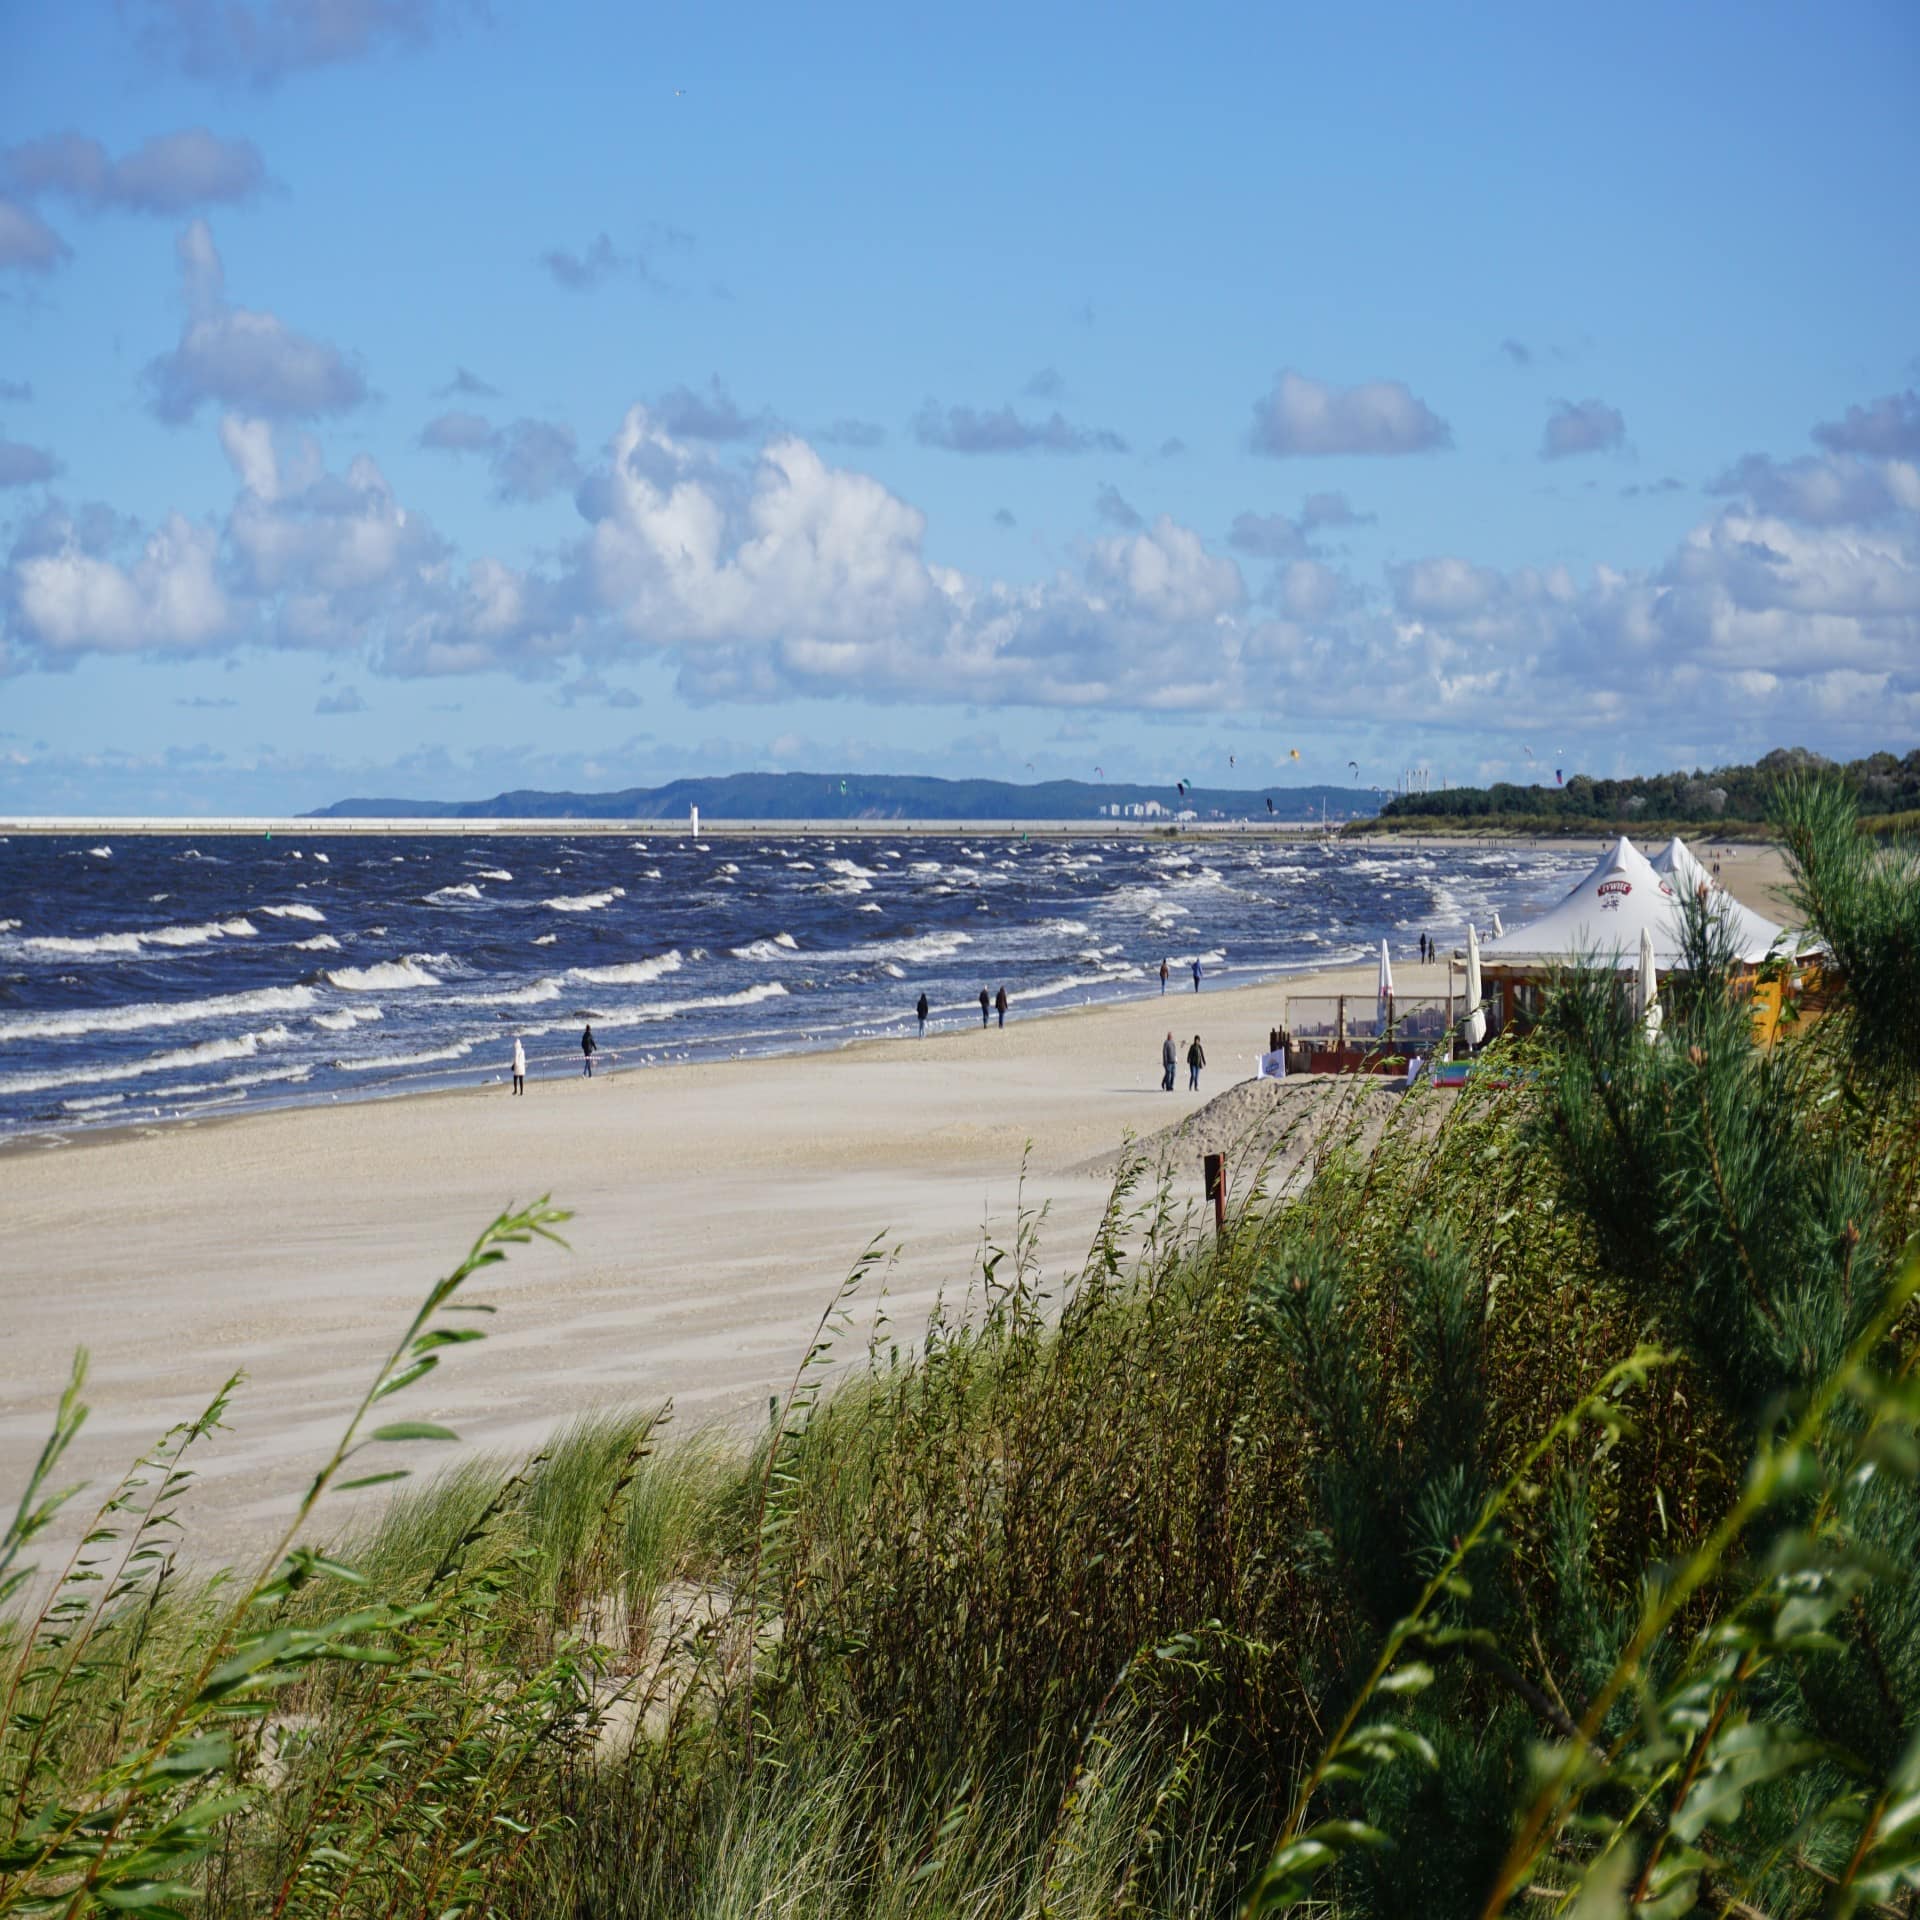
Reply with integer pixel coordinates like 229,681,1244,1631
1480,835,1784,971
1648,837,1794,957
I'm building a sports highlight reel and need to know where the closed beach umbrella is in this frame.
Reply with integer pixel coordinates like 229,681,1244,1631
1464,924,1486,1048
1637,924,1663,1040
1377,938,1394,1003
1492,911,1505,939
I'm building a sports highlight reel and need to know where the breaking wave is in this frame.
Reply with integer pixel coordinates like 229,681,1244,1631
325,958,442,992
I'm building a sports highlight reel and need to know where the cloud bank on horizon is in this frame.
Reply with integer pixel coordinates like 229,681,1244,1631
0,0,1916,811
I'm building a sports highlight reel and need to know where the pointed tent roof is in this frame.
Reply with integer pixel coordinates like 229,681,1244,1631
1648,837,1795,956
1481,836,1785,970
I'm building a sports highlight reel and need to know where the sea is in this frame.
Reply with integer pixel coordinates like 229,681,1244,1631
0,832,1585,1146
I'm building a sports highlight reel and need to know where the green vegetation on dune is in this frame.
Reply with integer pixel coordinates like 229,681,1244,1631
1373,745,1920,835
5,777,1920,1918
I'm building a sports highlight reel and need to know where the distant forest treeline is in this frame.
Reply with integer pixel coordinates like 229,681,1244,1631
1376,746,1920,831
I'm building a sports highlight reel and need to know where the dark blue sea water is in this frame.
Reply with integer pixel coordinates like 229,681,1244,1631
0,832,1582,1143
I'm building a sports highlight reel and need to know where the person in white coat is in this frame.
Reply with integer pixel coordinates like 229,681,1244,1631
511,1036,527,1096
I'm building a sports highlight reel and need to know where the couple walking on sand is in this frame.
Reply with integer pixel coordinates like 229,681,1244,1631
1158,957,1205,995
509,1022,600,1095
1162,1031,1205,1092
917,988,1009,1037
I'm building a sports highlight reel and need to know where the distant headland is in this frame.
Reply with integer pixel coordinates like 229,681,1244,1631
307,772,1383,824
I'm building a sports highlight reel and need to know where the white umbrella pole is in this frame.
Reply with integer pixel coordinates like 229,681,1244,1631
1464,925,1486,1050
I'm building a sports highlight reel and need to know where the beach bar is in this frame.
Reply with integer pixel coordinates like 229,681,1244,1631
1475,836,1800,1042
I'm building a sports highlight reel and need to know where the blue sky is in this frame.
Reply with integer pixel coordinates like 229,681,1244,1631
1,0,1915,811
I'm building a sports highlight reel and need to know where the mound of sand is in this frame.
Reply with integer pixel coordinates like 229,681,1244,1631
1083,1072,1439,1191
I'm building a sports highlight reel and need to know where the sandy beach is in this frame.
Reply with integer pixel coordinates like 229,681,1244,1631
0,840,1794,1568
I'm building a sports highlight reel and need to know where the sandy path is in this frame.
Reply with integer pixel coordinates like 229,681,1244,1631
0,842,1793,1567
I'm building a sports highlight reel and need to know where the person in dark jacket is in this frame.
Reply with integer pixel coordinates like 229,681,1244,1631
1161,1030,1177,1092
1186,1033,1206,1091
1159,958,1170,995
916,992,930,1037
994,985,1008,1028
581,1023,598,1077
1191,957,1202,992
979,987,991,1027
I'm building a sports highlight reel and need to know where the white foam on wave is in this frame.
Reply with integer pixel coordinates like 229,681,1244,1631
532,933,558,945
0,919,18,933
473,867,513,882
325,958,441,992
313,852,330,863
1013,970,1139,1006
827,857,878,880
445,978,564,1007
7,917,257,959
159,1061,314,1097
88,846,111,858
533,981,786,1036
61,1093,126,1112
427,883,484,904
259,903,327,922
544,887,626,912
729,933,799,960
0,983,319,1045
312,1006,384,1032
0,1025,298,1097
878,931,971,963
294,933,342,951
339,1040,477,1074
565,949,683,987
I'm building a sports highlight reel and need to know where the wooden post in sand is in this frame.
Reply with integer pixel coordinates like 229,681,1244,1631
1204,1153,1226,1242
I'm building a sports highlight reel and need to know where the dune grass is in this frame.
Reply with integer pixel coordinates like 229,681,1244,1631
5,777,1919,1918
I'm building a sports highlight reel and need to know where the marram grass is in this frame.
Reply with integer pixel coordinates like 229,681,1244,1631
4,775,1919,1919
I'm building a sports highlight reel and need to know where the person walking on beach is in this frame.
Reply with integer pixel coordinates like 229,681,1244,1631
1191,957,1202,993
979,987,991,1027
1159,958,1170,995
1187,1033,1206,1092
916,991,930,1037
1161,1030,1177,1092
581,1023,598,1077
995,985,1008,1029
511,1036,527,1096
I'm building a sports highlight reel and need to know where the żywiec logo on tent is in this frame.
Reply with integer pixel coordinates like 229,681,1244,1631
1597,879,1631,911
